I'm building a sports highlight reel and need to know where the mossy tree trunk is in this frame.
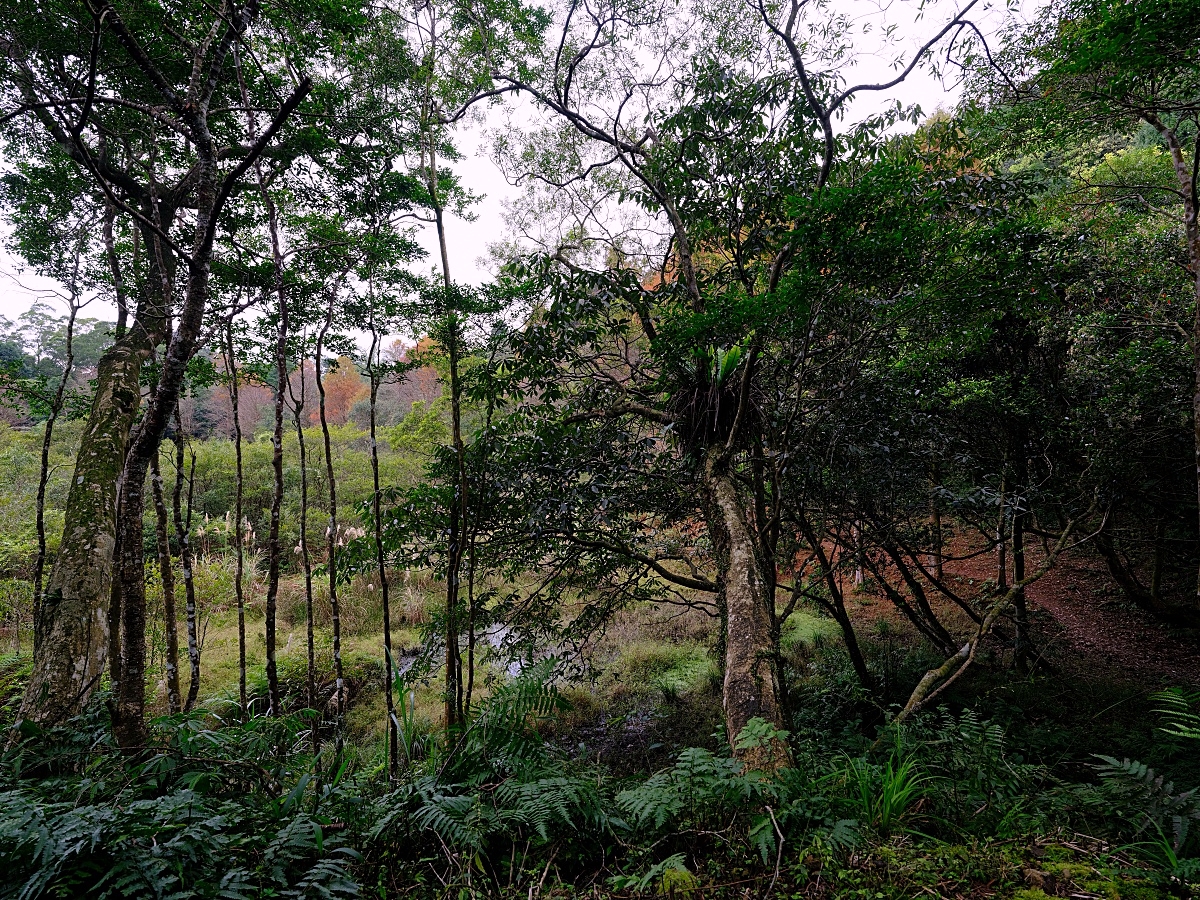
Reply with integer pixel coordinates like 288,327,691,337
704,449,789,771
19,333,149,727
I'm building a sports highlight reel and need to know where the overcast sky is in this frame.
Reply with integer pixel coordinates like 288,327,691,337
0,0,1043,325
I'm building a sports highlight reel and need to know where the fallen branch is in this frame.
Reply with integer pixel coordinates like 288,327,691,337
892,510,1093,727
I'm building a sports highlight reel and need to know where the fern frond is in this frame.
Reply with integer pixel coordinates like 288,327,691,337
1153,689,1200,741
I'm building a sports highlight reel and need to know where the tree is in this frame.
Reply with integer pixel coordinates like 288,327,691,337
985,0,1200,602
460,0,983,767
2,0,320,739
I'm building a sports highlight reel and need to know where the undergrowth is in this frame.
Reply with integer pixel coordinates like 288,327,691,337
1,666,1198,898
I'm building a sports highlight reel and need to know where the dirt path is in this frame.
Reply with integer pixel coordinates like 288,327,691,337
846,540,1200,687
1024,552,1200,687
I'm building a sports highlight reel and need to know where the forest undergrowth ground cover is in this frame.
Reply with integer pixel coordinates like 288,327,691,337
2,544,1200,899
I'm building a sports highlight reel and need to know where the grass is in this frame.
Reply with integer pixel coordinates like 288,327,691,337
782,609,842,649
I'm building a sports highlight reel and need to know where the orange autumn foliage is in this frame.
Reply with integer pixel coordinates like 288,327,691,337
311,355,369,426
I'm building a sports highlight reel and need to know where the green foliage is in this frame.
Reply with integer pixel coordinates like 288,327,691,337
1091,756,1200,855
369,665,618,888
0,711,362,899
1152,689,1200,743
842,747,927,838
917,710,1051,837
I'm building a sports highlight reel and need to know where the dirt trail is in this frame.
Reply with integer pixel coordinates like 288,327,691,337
1023,552,1200,687
845,540,1200,687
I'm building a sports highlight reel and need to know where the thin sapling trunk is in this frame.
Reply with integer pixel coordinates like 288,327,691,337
32,263,80,653
367,327,398,778
150,449,182,713
226,322,248,718
172,411,202,711
315,294,344,742
288,361,318,748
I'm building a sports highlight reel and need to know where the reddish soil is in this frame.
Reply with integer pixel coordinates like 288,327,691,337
1022,551,1200,686
842,540,1200,688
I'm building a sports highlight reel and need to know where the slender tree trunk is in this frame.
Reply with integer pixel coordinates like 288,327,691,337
881,543,958,655
704,448,788,771
150,450,182,713
444,316,465,728
463,376,497,719
996,471,1008,591
289,367,318,749
261,207,286,720
796,512,872,690
929,460,944,581
226,323,248,717
1012,436,1029,673
852,521,864,587
238,49,283,716
315,296,344,740
1012,499,1028,673
367,332,398,778
172,414,201,711
103,203,128,339
424,123,466,730
31,286,78,653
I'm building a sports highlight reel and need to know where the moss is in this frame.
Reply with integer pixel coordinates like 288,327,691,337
658,867,701,896
1011,891,1054,900
1112,880,1172,900
1044,860,1094,881
1040,844,1073,864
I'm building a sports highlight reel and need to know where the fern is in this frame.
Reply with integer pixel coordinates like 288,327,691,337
1153,689,1200,742
1093,755,1200,852
607,852,690,893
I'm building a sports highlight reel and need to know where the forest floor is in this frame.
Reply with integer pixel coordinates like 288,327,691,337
1024,552,1200,687
839,539,1200,689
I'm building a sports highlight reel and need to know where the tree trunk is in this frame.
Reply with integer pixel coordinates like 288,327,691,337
315,296,344,742
996,472,1008,591
262,226,286,720
172,416,202,711
31,285,78,656
226,324,248,718
427,130,465,731
150,451,182,713
443,311,465,730
367,333,398,778
795,511,873,690
1012,499,1028,673
1011,435,1029,673
289,372,318,749
18,335,147,727
113,444,153,748
1095,528,1200,627
112,176,221,747
241,55,284,717
929,460,943,580
704,449,788,771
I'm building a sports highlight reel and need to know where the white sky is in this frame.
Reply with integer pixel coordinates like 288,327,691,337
0,0,1043,326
